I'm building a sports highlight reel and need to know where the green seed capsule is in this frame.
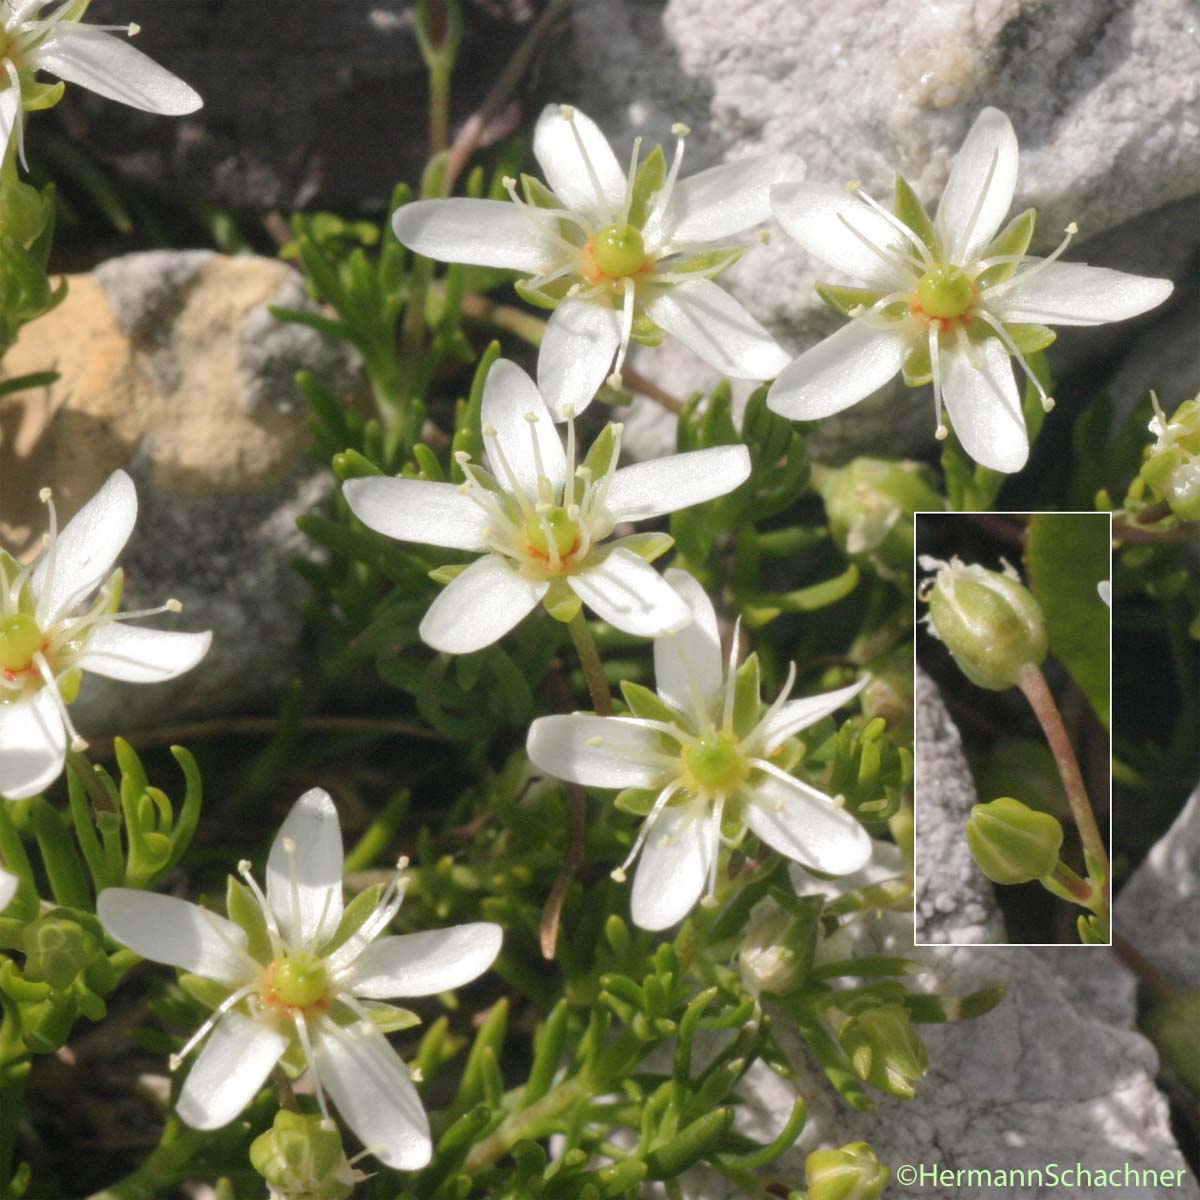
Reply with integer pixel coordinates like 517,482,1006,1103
966,796,1064,884
805,1140,890,1200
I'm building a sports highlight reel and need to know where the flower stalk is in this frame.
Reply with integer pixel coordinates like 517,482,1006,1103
566,612,613,716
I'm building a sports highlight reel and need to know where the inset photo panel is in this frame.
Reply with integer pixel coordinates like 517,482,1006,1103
914,511,1112,947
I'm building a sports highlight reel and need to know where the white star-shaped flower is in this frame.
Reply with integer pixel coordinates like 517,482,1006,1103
767,107,1173,473
0,0,202,167
342,359,752,654
393,104,799,417
0,470,211,800
526,569,873,931
98,788,503,1171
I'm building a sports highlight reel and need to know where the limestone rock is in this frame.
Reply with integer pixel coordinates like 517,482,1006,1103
914,665,1006,945
0,252,357,732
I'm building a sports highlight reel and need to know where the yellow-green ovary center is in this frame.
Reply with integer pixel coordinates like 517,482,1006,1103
916,266,974,320
525,506,580,561
272,954,328,1008
592,224,646,278
683,734,749,793
0,613,42,672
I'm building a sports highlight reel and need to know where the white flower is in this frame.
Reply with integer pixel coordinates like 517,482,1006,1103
0,0,201,167
0,470,211,801
525,569,873,931
97,788,503,1171
767,107,1173,473
342,359,752,654
0,866,15,911
393,104,798,417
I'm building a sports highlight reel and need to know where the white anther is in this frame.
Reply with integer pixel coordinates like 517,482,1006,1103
282,836,297,853
610,867,627,883
165,599,183,613
1041,395,1056,412
846,179,862,193
935,424,949,441
38,487,51,502
127,21,140,35
524,411,540,424
559,104,576,119
454,450,471,463
482,423,498,438
562,403,576,420
1065,221,1079,235
671,122,691,136
70,735,88,752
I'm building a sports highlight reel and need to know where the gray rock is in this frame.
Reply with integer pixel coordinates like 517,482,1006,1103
568,0,1199,456
915,665,1007,944
1119,782,1200,987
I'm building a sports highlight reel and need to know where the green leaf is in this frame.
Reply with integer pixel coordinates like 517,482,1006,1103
1025,512,1111,727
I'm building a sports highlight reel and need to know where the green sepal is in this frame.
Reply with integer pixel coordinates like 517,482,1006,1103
976,208,1037,287
520,173,560,210
628,144,666,229
226,876,274,964
543,579,582,623
358,1000,421,1034
178,973,234,1013
1003,322,1056,355
629,313,665,347
21,81,65,114
901,341,932,387
54,667,82,705
731,653,761,737
614,787,659,816
894,175,937,252
620,680,678,724
612,531,674,563
581,423,621,481
429,562,468,586
670,247,742,277
514,276,570,311
321,883,384,956
815,282,886,318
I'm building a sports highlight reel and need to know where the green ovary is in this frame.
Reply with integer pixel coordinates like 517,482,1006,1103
683,734,749,793
592,224,646,278
916,266,974,320
272,955,329,1009
525,507,580,562
0,613,42,672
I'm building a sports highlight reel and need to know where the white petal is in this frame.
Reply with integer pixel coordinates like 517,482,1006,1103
419,555,547,654
759,677,868,754
176,1012,287,1131
745,763,872,875
665,155,805,244
313,1020,431,1171
33,26,202,114
391,197,565,274
767,323,908,421
537,299,622,420
987,261,1174,327
940,338,1028,473
343,923,502,999
936,107,1019,264
33,469,136,625
532,104,625,220
644,280,791,380
0,690,65,801
630,799,715,931
569,549,692,638
96,890,255,987
73,624,211,683
654,568,724,720
0,869,16,913
0,81,19,169
605,445,750,523
482,359,566,495
770,182,912,289
266,789,344,950
343,478,489,552
526,714,674,789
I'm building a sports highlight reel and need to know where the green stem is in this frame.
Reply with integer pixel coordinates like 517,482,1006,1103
86,1119,206,1200
566,613,613,716
1017,665,1109,888
429,61,451,155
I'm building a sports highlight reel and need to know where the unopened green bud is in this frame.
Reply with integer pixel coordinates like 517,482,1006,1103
1141,395,1200,521
22,914,101,990
838,1002,928,1099
919,556,1047,690
250,1111,361,1200
860,642,914,744
966,797,1063,885
818,459,943,582
737,898,816,996
805,1140,890,1200
1144,989,1200,1096
0,178,50,248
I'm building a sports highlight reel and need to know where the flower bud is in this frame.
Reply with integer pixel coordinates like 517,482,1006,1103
966,797,1063,885
22,914,101,990
737,898,815,996
250,1111,361,1200
838,1002,928,1099
818,459,943,582
1141,396,1200,521
919,556,1047,690
1144,989,1200,1097
805,1141,890,1200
